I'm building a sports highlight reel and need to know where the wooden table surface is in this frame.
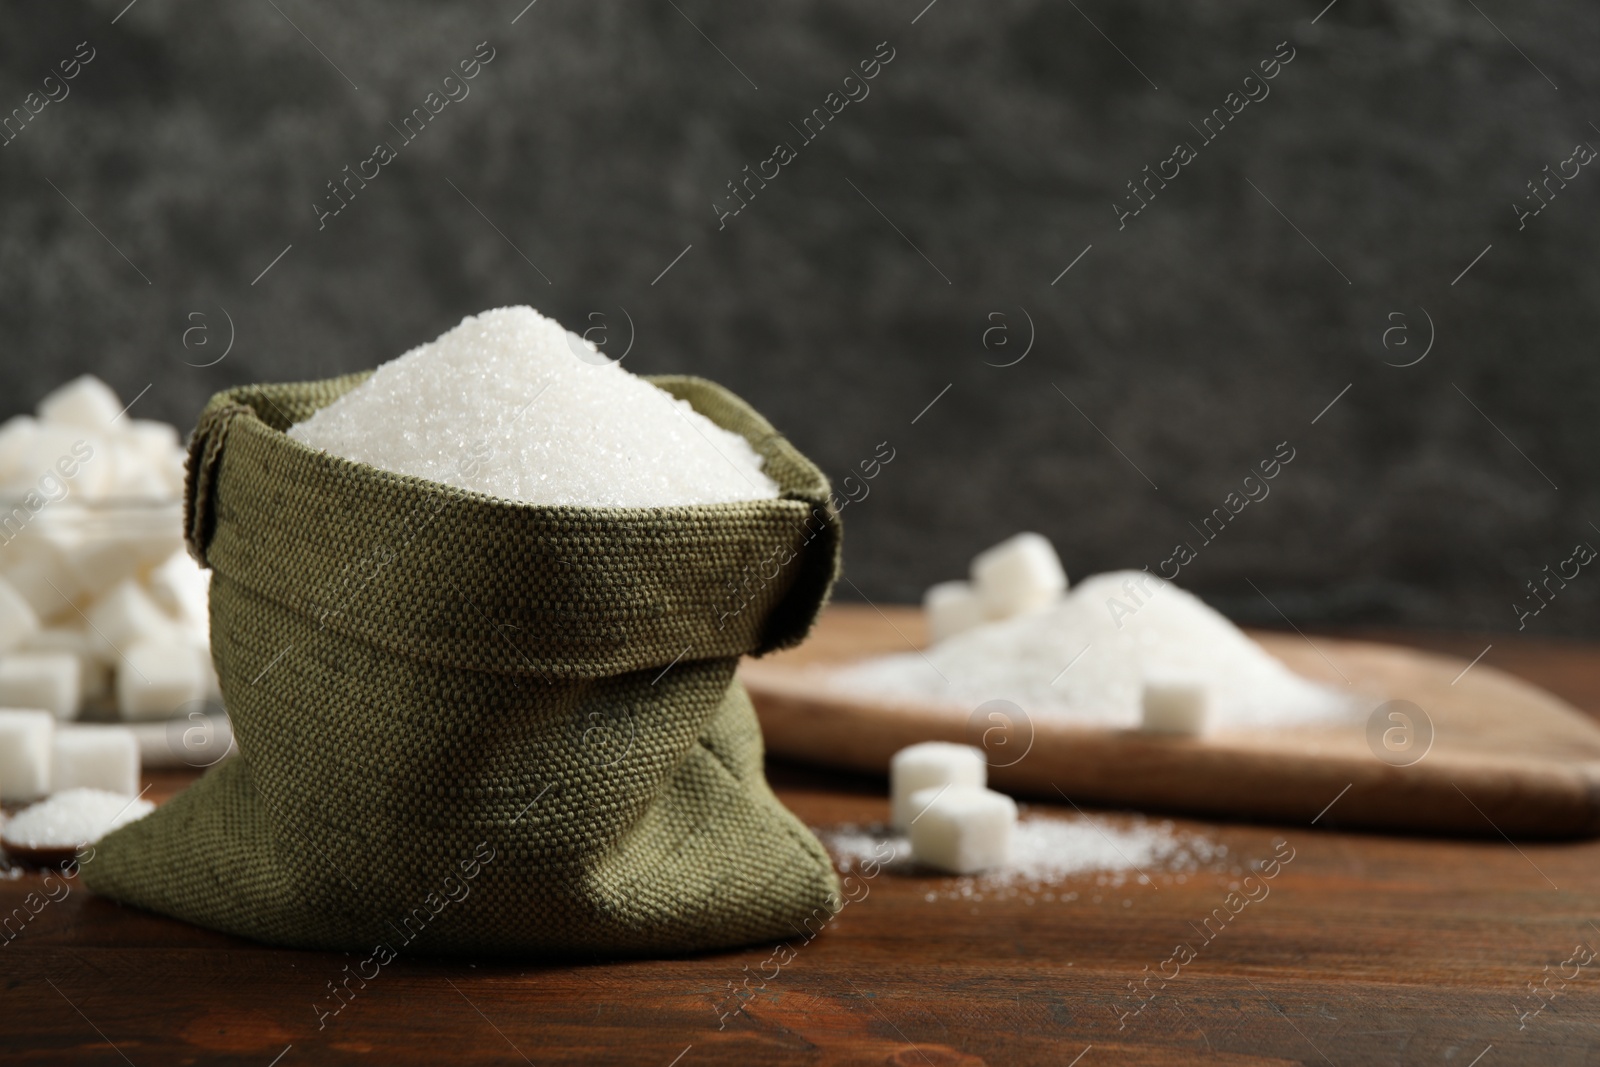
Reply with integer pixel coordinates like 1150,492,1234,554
4,615,1599,1066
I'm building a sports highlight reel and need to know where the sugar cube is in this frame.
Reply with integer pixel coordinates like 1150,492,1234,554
122,419,182,466
23,628,113,709
1,540,81,620
36,375,123,430
117,419,187,496
0,415,37,488
970,532,1068,619
890,741,986,831
0,653,82,720
0,574,40,653
105,440,173,498
1141,680,1207,736
145,551,211,635
116,637,203,721
0,708,54,801
908,784,1017,874
65,537,151,597
86,579,180,653
80,522,187,591
52,726,140,795
922,580,988,645
21,425,110,500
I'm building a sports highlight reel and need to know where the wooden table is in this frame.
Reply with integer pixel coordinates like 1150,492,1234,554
4,617,1599,1066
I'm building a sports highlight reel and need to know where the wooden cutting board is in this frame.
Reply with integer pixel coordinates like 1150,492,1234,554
740,605,1600,838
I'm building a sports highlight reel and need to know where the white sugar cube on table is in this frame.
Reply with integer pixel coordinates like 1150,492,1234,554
52,726,140,795
908,783,1017,874
922,580,987,645
1141,680,1208,736
970,532,1068,619
890,741,986,831
117,637,203,721
0,708,55,801
0,653,81,720
0,574,40,652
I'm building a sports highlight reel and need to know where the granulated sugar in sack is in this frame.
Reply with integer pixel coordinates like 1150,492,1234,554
288,306,779,507
829,571,1351,731
88,368,844,956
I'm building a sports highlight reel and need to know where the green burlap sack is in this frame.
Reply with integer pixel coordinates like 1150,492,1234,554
83,372,843,956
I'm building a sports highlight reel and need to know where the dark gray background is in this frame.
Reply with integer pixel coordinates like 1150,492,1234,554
2,0,1595,633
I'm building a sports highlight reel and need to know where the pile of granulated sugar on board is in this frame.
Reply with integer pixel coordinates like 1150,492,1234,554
288,306,780,507
819,811,1234,903
828,570,1352,732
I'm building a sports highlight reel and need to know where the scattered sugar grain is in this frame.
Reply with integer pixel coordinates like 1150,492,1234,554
288,306,779,507
818,812,1227,902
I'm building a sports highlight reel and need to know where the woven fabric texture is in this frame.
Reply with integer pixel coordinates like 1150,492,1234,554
83,373,843,955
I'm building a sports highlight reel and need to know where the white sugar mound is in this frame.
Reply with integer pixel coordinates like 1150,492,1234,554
2,787,154,850
830,570,1351,731
288,306,780,507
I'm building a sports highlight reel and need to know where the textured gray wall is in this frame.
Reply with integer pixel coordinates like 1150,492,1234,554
2,0,1595,633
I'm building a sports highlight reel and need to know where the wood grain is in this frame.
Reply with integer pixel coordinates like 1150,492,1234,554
742,606,1600,837
3,612,1600,1065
